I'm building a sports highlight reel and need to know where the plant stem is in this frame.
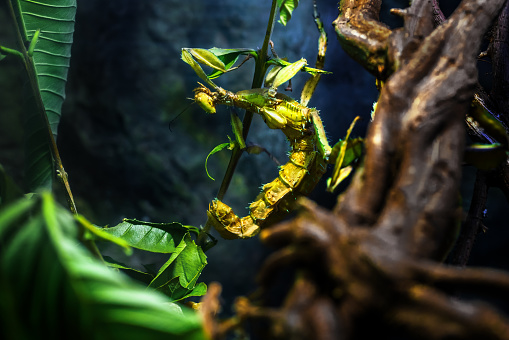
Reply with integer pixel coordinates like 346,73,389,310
216,0,278,200
201,0,278,239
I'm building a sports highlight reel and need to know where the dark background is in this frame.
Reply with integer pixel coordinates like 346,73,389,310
2,0,508,311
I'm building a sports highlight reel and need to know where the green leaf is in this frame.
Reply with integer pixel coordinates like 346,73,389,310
205,142,230,180
18,0,77,136
7,0,78,191
188,48,226,72
181,49,217,88
0,193,205,339
207,47,257,79
271,58,307,90
328,117,363,192
149,233,207,301
165,278,208,302
230,111,245,149
75,214,132,254
464,143,508,170
277,0,300,26
469,96,509,146
100,219,193,253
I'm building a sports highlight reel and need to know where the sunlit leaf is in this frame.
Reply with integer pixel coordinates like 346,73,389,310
188,48,226,72
181,49,217,88
277,0,300,26
328,117,363,192
271,58,307,90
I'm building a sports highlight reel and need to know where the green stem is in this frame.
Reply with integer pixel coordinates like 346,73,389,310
201,0,278,239
216,0,278,200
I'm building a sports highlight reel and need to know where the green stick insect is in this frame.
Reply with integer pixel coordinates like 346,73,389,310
181,10,363,239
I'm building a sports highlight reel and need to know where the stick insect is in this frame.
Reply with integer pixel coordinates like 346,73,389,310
183,5,363,239
194,83,362,239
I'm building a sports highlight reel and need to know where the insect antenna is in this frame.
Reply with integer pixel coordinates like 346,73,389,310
168,100,196,131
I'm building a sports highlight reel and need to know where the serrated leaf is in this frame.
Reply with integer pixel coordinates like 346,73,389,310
0,193,205,339
205,142,230,180
277,0,300,26
76,214,132,254
100,219,192,253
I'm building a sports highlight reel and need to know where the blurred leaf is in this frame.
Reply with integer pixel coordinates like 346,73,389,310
470,96,509,146
76,214,132,254
149,233,207,301
328,117,363,192
277,0,300,26
464,143,508,170
0,193,205,339
0,164,23,207
205,142,230,180
100,219,193,253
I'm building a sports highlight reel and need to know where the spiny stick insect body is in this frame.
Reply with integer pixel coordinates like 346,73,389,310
194,83,361,239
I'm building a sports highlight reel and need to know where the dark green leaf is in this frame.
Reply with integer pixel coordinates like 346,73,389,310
149,233,207,301
0,193,205,339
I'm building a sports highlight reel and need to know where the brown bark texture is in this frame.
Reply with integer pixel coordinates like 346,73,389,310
201,1,509,339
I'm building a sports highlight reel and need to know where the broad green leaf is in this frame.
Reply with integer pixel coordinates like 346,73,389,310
464,143,508,170
75,214,132,253
100,219,193,253
5,0,78,190
277,0,300,26
205,142,230,180
165,278,208,302
0,193,205,339
149,233,207,301
16,0,77,136
181,49,217,88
